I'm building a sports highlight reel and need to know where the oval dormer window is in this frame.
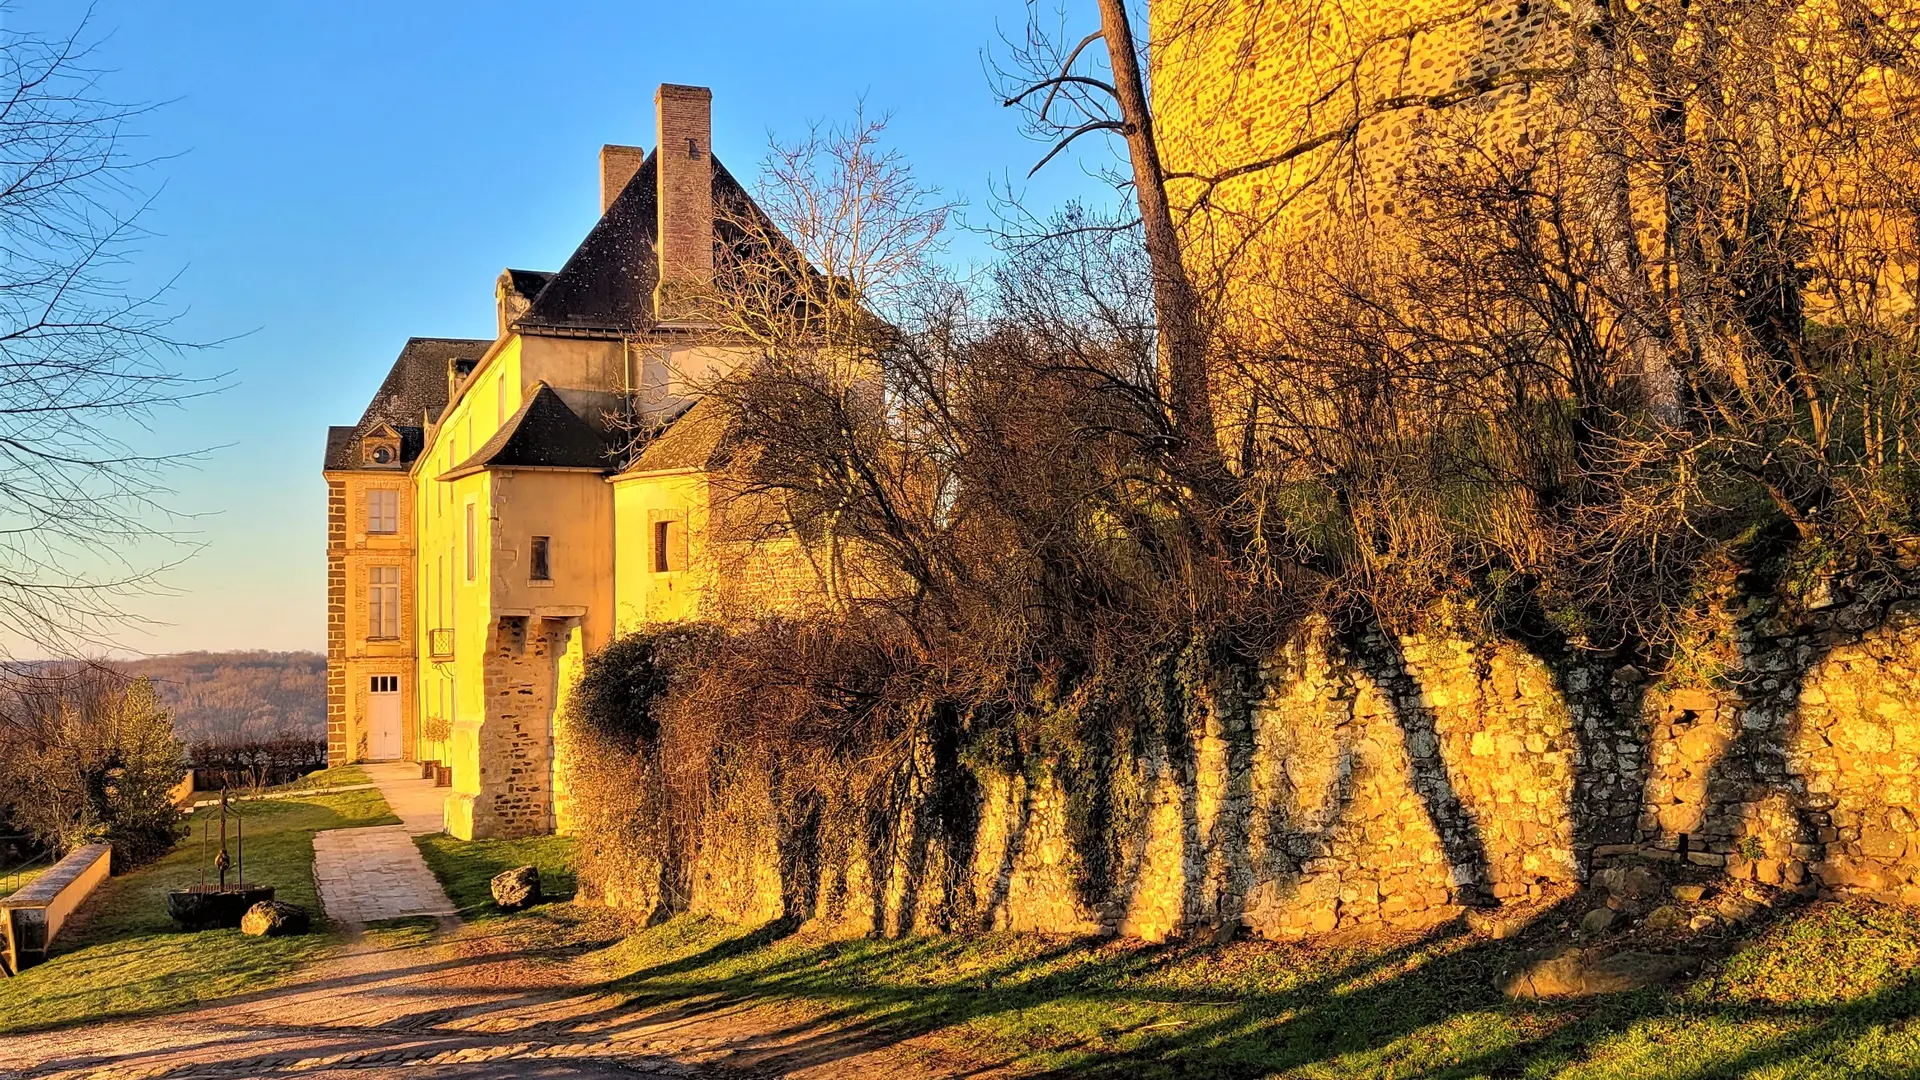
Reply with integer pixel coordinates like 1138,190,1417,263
370,445,393,465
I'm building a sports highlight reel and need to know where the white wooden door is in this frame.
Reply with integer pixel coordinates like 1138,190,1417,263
368,676,402,761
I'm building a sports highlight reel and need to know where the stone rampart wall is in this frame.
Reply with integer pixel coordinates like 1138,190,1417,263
579,599,1920,939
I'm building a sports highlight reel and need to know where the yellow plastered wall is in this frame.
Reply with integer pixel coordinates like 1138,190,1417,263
612,470,711,630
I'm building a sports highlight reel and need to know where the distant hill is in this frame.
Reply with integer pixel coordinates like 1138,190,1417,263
116,651,326,744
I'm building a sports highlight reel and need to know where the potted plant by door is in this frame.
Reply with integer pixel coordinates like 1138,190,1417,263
418,716,450,780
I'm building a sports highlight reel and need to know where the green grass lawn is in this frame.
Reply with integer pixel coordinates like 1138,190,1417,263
590,898,1920,1078
1,862,49,898
0,787,397,1036
413,832,579,916
281,764,372,790
411,832,633,957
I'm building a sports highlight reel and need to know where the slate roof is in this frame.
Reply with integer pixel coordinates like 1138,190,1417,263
323,337,491,471
511,151,768,335
622,395,737,475
440,382,615,480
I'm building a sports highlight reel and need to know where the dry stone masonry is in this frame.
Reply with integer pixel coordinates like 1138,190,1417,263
579,596,1920,942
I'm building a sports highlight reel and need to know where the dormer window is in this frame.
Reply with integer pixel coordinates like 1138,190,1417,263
361,423,402,469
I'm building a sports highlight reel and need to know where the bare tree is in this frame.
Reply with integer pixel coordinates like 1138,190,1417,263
0,11,211,658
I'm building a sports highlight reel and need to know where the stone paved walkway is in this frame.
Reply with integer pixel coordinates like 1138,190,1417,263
310,763,457,925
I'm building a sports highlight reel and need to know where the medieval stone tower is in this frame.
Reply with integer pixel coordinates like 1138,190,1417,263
1149,0,1559,301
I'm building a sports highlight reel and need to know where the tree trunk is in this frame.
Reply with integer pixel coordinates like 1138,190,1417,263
1096,0,1223,476
1566,0,1683,422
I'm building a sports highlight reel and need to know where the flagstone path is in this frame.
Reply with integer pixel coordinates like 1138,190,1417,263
311,762,457,924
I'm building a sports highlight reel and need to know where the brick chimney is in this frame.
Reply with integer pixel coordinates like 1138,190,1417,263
653,83,713,324
600,144,646,216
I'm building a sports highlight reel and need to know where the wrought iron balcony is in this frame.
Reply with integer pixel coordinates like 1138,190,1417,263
428,628,455,659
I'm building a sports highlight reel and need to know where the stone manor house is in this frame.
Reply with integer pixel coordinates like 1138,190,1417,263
323,85,817,839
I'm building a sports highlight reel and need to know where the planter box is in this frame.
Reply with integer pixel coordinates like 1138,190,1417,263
3,844,113,973
434,765,452,788
420,760,439,780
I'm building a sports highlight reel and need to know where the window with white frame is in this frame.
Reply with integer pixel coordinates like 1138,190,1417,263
368,566,400,639
367,488,399,534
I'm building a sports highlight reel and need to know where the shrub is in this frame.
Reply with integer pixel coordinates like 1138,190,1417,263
0,675,189,868
187,736,327,790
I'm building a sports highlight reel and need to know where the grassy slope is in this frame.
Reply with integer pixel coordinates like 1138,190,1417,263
281,764,371,790
0,787,397,1035
413,833,578,917
412,832,615,953
1,863,48,899
588,899,1920,1079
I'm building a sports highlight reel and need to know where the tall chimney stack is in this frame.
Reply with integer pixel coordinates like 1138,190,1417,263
653,83,713,324
600,145,646,216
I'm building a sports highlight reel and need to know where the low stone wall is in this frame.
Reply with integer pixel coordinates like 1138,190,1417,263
1,843,111,973
575,597,1920,940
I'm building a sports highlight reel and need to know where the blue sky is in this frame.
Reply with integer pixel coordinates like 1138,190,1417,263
3,1,1118,656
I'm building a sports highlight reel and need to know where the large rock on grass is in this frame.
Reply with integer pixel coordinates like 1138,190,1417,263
491,865,542,911
1504,947,1698,999
241,900,311,937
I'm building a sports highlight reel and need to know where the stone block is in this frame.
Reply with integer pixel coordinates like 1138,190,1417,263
1644,905,1687,931
241,901,311,937
1861,827,1908,861
491,865,542,911
1669,689,1720,714
1503,948,1699,999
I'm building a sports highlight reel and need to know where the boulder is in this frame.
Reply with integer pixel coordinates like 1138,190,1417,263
1579,907,1618,937
1504,947,1699,999
1644,905,1688,931
241,901,311,937
491,865,542,911
1595,864,1664,901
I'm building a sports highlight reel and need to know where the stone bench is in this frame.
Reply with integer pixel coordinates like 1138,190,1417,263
1,843,111,975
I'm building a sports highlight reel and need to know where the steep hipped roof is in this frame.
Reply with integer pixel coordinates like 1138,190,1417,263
440,382,614,480
622,395,736,475
512,151,766,335
323,337,490,470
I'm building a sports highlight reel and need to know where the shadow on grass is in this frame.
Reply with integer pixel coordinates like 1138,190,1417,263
0,789,399,1038
413,832,579,918
569,892,1920,1079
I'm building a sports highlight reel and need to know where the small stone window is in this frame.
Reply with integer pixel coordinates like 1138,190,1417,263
653,519,687,573
529,535,551,582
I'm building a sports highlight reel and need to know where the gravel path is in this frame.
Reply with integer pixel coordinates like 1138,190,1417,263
0,926,991,1079
0,765,995,1079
